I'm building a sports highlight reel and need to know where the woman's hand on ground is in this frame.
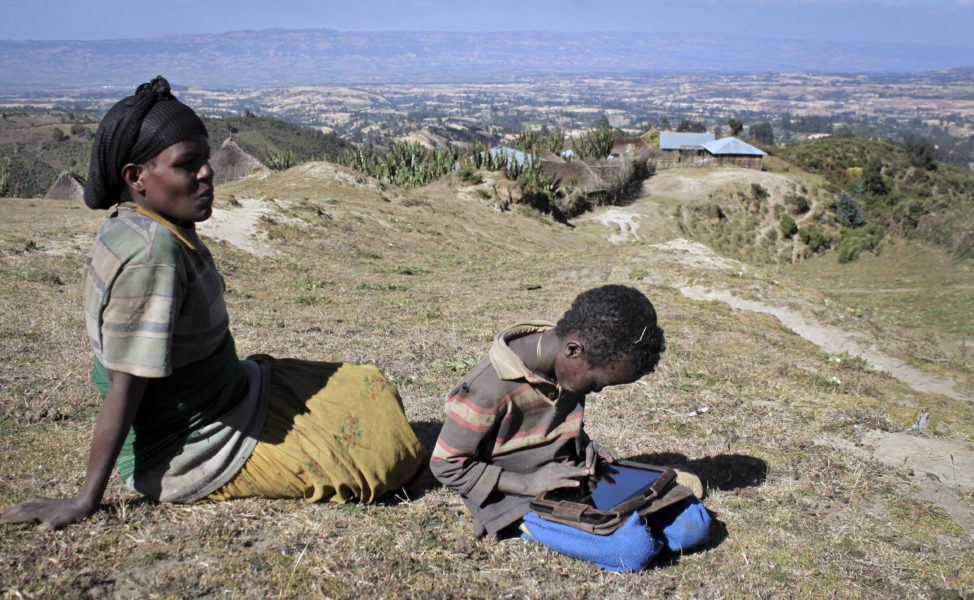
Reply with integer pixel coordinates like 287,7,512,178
498,462,590,496
0,495,96,531
585,440,619,474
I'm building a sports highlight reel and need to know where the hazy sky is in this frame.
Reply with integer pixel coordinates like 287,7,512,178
3,0,972,47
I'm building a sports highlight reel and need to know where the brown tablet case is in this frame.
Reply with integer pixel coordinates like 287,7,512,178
529,462,694,535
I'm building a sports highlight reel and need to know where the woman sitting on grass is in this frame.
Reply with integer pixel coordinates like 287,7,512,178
0,76,427,530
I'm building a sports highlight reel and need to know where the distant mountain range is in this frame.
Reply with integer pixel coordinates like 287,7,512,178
2,29,973,90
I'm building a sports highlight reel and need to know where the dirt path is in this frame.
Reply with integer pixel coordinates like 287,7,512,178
197,197,282,256
590,207,643,243
680,284,964,402
643,238,974,539
822,430,974,541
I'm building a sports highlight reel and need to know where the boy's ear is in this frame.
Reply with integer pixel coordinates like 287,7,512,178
121,163,145,195
565,339,585,359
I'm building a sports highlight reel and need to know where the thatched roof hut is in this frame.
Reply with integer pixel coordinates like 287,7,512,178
44,171,85,202
539,158,604,193
210,138,268,185
610,137,651,162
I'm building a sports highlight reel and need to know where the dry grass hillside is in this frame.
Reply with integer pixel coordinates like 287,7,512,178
0,161,972,599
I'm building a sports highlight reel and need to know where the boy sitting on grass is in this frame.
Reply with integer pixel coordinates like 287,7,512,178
430,285,709,570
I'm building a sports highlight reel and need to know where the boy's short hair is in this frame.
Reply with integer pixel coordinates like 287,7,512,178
554,285,665,375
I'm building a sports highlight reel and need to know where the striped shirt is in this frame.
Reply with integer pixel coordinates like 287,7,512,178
83,205,229,377
82,205,266,503
430,322,588,536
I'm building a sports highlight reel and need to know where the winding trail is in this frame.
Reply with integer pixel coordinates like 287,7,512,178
680,285,965,402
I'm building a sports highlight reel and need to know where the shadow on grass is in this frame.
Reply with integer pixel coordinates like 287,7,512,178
409,419,443,453
628,452,767,563
626,452,768,492
380,420,444,505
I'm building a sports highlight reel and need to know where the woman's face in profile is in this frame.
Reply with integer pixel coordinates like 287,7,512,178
133,134,214,226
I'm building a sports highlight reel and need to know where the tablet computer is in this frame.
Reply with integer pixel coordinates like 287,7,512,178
530,460,677,529
542,460,673,510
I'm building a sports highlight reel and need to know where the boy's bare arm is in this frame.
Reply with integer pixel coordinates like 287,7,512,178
0,369,146,530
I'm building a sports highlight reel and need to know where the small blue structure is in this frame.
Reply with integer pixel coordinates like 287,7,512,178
702,137,767,157
659,132,715,151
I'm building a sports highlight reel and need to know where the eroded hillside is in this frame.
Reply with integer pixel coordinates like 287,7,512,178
0,161,971,598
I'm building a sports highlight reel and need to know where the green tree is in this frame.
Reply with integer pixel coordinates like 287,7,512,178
676,120,706,133
861,157,888,197
835,191,866,228
749,122,774,146
727,118,744,137
904,136,937,170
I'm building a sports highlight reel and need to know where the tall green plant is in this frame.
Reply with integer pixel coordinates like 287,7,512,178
336,141,464,188
266,149,296,171
513,127,565,155
571,124,613,162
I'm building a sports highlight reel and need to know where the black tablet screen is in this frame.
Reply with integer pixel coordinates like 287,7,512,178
547,464,663,510
589,465,662,510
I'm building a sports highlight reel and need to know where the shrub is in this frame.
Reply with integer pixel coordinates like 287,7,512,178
457,160,483,184
645,129,660,148
835,191,866,228
861,157,888,197
785,193,811,214
837,223,884,263
338,141,464,188
798,226,829,252
751,183,769,202
780,214,798,238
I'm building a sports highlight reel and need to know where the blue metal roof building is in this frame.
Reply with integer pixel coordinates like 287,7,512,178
702,137,767,156
659,132,715,150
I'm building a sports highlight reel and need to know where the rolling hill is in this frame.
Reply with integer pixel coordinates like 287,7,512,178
0,157,971,597
3,30,974,90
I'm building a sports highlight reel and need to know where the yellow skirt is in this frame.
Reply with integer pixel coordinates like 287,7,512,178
208,356,427,504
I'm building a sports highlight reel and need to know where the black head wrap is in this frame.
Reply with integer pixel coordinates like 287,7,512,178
84,76,208,210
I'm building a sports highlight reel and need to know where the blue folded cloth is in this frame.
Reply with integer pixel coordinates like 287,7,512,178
644,497,712,553
520,497,712,571
520,511,664,572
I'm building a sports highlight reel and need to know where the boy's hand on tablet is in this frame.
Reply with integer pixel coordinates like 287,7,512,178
498,462,590,496
585,441,619,475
